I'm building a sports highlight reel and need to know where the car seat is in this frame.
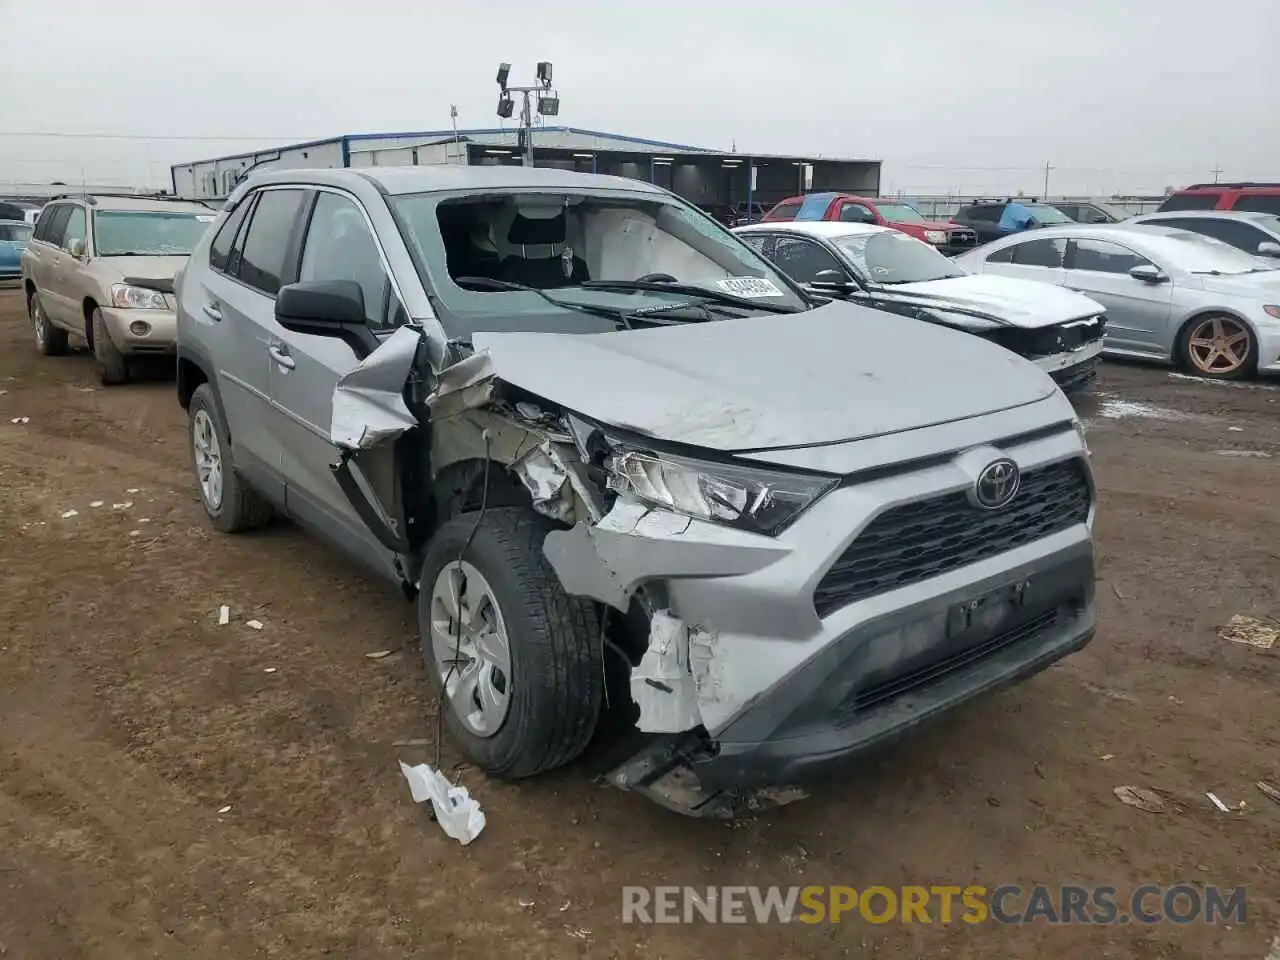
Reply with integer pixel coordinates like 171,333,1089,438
497,211,588,288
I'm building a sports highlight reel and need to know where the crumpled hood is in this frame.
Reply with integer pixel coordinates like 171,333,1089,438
884,274,1104,330
469,299,1057,453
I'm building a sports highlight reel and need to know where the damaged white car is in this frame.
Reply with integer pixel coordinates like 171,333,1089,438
176,167,1098,816
735,221,1107,395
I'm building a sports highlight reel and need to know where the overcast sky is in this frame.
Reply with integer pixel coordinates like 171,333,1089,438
2,0,1275,196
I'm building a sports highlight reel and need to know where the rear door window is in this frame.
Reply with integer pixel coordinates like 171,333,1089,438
36,204,70,245
234,189,307,296
1010,237,1068,268
1231,194,1280,215
1158,193,1221,212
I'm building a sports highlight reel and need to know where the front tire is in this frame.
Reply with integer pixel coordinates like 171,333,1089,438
1181,314,1256,380
418,508,603,779
188,383,273,533
91,307,129,385
30,293,68,356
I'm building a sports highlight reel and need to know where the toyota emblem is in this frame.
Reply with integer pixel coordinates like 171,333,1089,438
975,458,1020,509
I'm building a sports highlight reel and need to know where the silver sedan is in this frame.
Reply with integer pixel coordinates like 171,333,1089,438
955,224,1280,379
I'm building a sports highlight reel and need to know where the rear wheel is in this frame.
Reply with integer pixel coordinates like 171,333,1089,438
1182,314,1256,380
188,383,273,533
30,293,68,356
91,308,129,385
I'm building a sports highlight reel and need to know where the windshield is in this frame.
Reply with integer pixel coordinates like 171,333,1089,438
390,189,810,330
93,211,213,256
1161,230,1280,274
873,203,926,223
1024,204,1073,225
0,223,32,242
832,230,967,284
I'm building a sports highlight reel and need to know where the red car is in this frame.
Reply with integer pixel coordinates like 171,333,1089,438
1156,182,1280,215
762,192,978,256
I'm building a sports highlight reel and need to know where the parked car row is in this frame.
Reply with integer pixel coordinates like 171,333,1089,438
19,167,1101,816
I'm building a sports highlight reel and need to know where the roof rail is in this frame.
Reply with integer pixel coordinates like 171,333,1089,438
1182,181,1280,190
49,191,214,209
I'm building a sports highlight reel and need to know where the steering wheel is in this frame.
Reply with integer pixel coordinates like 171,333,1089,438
635,273,678,283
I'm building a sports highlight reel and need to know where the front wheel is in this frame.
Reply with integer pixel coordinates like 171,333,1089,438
91,308,129,385
418,508,603,779
1182,314,1256,380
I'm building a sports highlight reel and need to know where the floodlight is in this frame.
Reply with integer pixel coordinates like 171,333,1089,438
497,93,514,118
496,62,511,89
537,61,553,86
537,94,559,116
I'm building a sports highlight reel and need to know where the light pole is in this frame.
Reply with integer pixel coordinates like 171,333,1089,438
496,61,559,167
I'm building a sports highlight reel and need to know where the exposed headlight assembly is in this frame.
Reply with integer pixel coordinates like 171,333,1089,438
110,283,167,310
606,444,837,536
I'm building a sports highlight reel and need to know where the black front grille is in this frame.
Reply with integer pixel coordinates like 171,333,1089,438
813,459,1091,617
947,229,977,247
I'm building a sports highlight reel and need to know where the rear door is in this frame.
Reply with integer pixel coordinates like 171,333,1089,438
268,187,410,580
198,187,308,503
47,205,88,328
1063,237,1172,354
26,203,71,317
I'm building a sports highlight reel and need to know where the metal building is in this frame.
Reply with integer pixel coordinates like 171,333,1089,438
169,126,881,220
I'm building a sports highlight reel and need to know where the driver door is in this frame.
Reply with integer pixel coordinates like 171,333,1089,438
268,188,411,582
1062,237,1172,354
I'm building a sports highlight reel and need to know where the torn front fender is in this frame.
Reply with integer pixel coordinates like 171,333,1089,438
331,325,423,450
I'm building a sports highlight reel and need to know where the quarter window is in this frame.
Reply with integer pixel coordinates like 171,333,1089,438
299,192,406,330
209,198,252,273
235,189,306,296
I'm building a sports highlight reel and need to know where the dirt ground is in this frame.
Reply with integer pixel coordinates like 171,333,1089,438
0,286,1277,959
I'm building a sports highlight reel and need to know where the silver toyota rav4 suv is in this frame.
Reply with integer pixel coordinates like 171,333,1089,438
175,166,1097,816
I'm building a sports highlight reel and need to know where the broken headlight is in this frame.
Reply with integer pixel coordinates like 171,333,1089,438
606,446,837,536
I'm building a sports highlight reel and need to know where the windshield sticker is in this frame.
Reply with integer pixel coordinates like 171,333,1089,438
196,215,216,222
715,276,786,298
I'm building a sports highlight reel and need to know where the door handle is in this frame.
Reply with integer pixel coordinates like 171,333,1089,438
268,343,295,369
202,302,223,321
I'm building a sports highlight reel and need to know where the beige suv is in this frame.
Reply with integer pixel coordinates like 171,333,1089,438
21,194,216,384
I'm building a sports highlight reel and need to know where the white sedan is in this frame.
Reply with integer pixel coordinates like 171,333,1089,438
735,220,1107,394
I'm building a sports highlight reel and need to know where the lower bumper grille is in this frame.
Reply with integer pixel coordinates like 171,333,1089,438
813,458,1092,617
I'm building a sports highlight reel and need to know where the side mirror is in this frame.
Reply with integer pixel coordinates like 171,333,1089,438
1129,264,1168,283
808,269,856,293
68,238,86,258
1257,241,1280,259
275,280,379,359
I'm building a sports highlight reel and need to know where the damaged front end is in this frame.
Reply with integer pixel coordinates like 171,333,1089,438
329,328,811,817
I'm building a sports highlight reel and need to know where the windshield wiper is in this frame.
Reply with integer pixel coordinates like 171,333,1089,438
453,277,712,329
578,279,803,313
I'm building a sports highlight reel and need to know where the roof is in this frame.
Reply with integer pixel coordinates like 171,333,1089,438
985,223,1266,263
247,165,667,197
735,221,889,239
1133,209,1279,225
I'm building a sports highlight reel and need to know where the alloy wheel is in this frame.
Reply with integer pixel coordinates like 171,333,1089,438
192,409,224,510
429,560,513,738
31,297,46,349
1187,316,1251,376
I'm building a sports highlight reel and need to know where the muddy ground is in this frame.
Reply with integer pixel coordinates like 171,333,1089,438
0,286,1277,959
